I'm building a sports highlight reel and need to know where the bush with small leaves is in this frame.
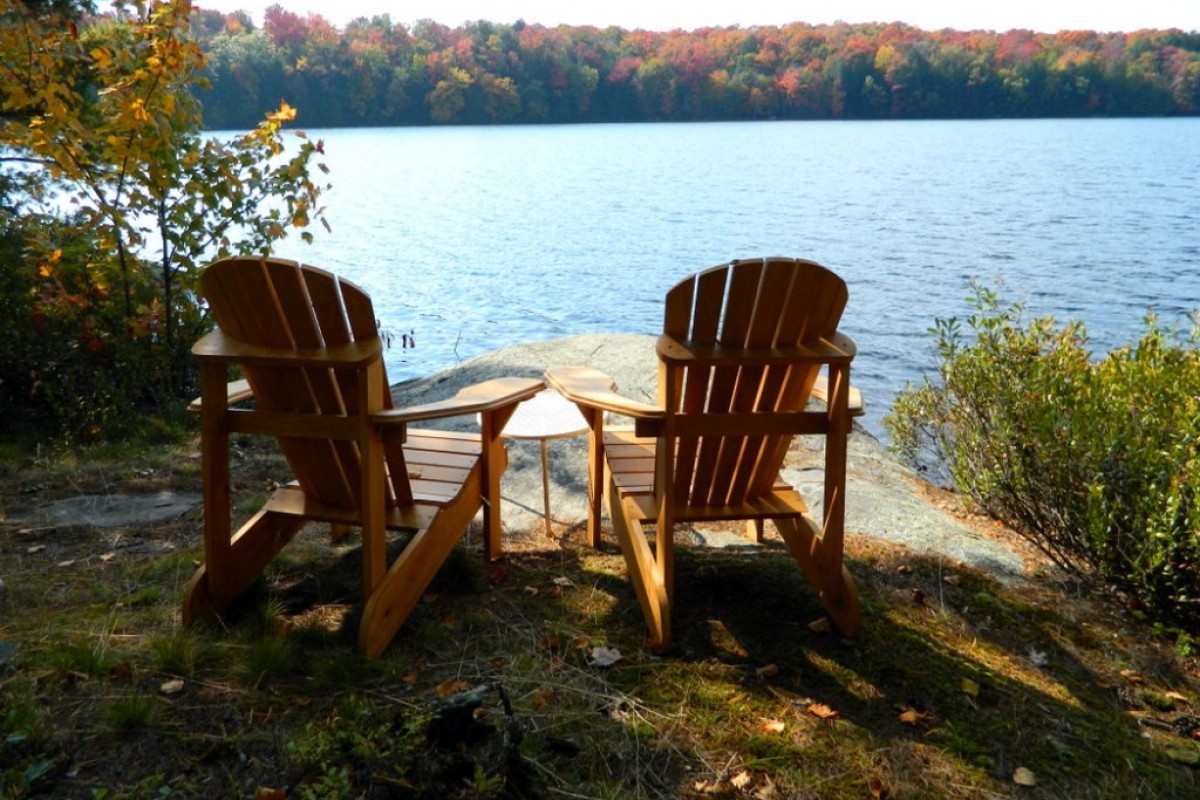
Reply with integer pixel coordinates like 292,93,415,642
887,283,1200,627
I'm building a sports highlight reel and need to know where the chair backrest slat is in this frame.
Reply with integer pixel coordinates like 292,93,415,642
749,262,848,495
696,261,762,504
201,257,398,511
722,260,801,504
657,258,849,508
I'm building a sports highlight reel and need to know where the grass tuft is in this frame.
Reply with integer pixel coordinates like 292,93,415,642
105,693,159,731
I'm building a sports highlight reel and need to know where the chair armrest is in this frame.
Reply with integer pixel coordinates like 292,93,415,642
192,329,382,368
544,366,664,420
372,377,545,425
810,375,866,417
187,378,254,413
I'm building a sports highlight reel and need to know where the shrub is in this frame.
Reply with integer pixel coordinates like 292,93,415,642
886,284,1200,627
0,211,205,440
0,1,329,442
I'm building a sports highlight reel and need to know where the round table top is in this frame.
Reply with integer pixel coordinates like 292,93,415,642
501,388,590,441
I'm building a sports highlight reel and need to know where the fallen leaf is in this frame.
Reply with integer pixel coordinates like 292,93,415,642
401,666,421,685
868,775,888,799
898,708,934,726
99,552,117,562
523,585,539,596
756,663,780,679
254,788,286,800
1120,669,1144,684
1012,767,1037,786
943,573,961,586
961,678,980,698
540,635,562,652
760,718,786,733
436,679,472,697
1165,691,1190,705
807,617,831,633
27,545,45,554
530,686,555,710
159,678,185,695
552,576,576,588
896,564,913,575
808,703,839,721
57,560,76,568
588,646,623,668
754,775,778,799
730,770,752,789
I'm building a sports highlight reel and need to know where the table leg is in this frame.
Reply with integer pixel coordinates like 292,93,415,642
541,439,552,536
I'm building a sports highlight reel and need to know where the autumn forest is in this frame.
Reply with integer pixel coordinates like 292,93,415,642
193,6,1200,129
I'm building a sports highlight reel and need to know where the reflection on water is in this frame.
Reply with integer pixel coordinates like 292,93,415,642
261,118,1200,438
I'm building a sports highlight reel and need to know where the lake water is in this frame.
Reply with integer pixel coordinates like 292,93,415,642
261,118,1200,438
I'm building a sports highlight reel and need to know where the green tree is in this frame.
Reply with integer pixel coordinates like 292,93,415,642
0,0,329,437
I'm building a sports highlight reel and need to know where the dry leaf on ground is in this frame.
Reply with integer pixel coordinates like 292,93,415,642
898,708,935,726
756,663,780,679
588,646,622,668
808,703,839,721
159,678,185,695
1120,669,1144,684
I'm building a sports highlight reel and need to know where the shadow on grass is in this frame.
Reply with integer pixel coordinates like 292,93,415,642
561,528,1200,799
203,515,1200,799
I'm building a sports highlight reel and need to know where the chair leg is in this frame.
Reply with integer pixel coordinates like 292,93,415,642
358,496,480,658
183,510,303,624
773,516,861,636
609,487,671,652
585,409,605,548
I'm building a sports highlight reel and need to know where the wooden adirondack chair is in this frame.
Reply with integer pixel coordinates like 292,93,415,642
184,257,543,658
545,257,863,651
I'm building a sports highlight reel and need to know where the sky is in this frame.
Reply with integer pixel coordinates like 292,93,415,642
191,0,1200,35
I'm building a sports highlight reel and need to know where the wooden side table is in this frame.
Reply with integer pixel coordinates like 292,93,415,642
500,388,590,535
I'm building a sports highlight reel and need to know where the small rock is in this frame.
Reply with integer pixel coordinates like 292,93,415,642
1012,767,1037,786
160,678,186,695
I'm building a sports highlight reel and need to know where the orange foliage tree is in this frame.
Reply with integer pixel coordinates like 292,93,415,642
0,0,329,437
